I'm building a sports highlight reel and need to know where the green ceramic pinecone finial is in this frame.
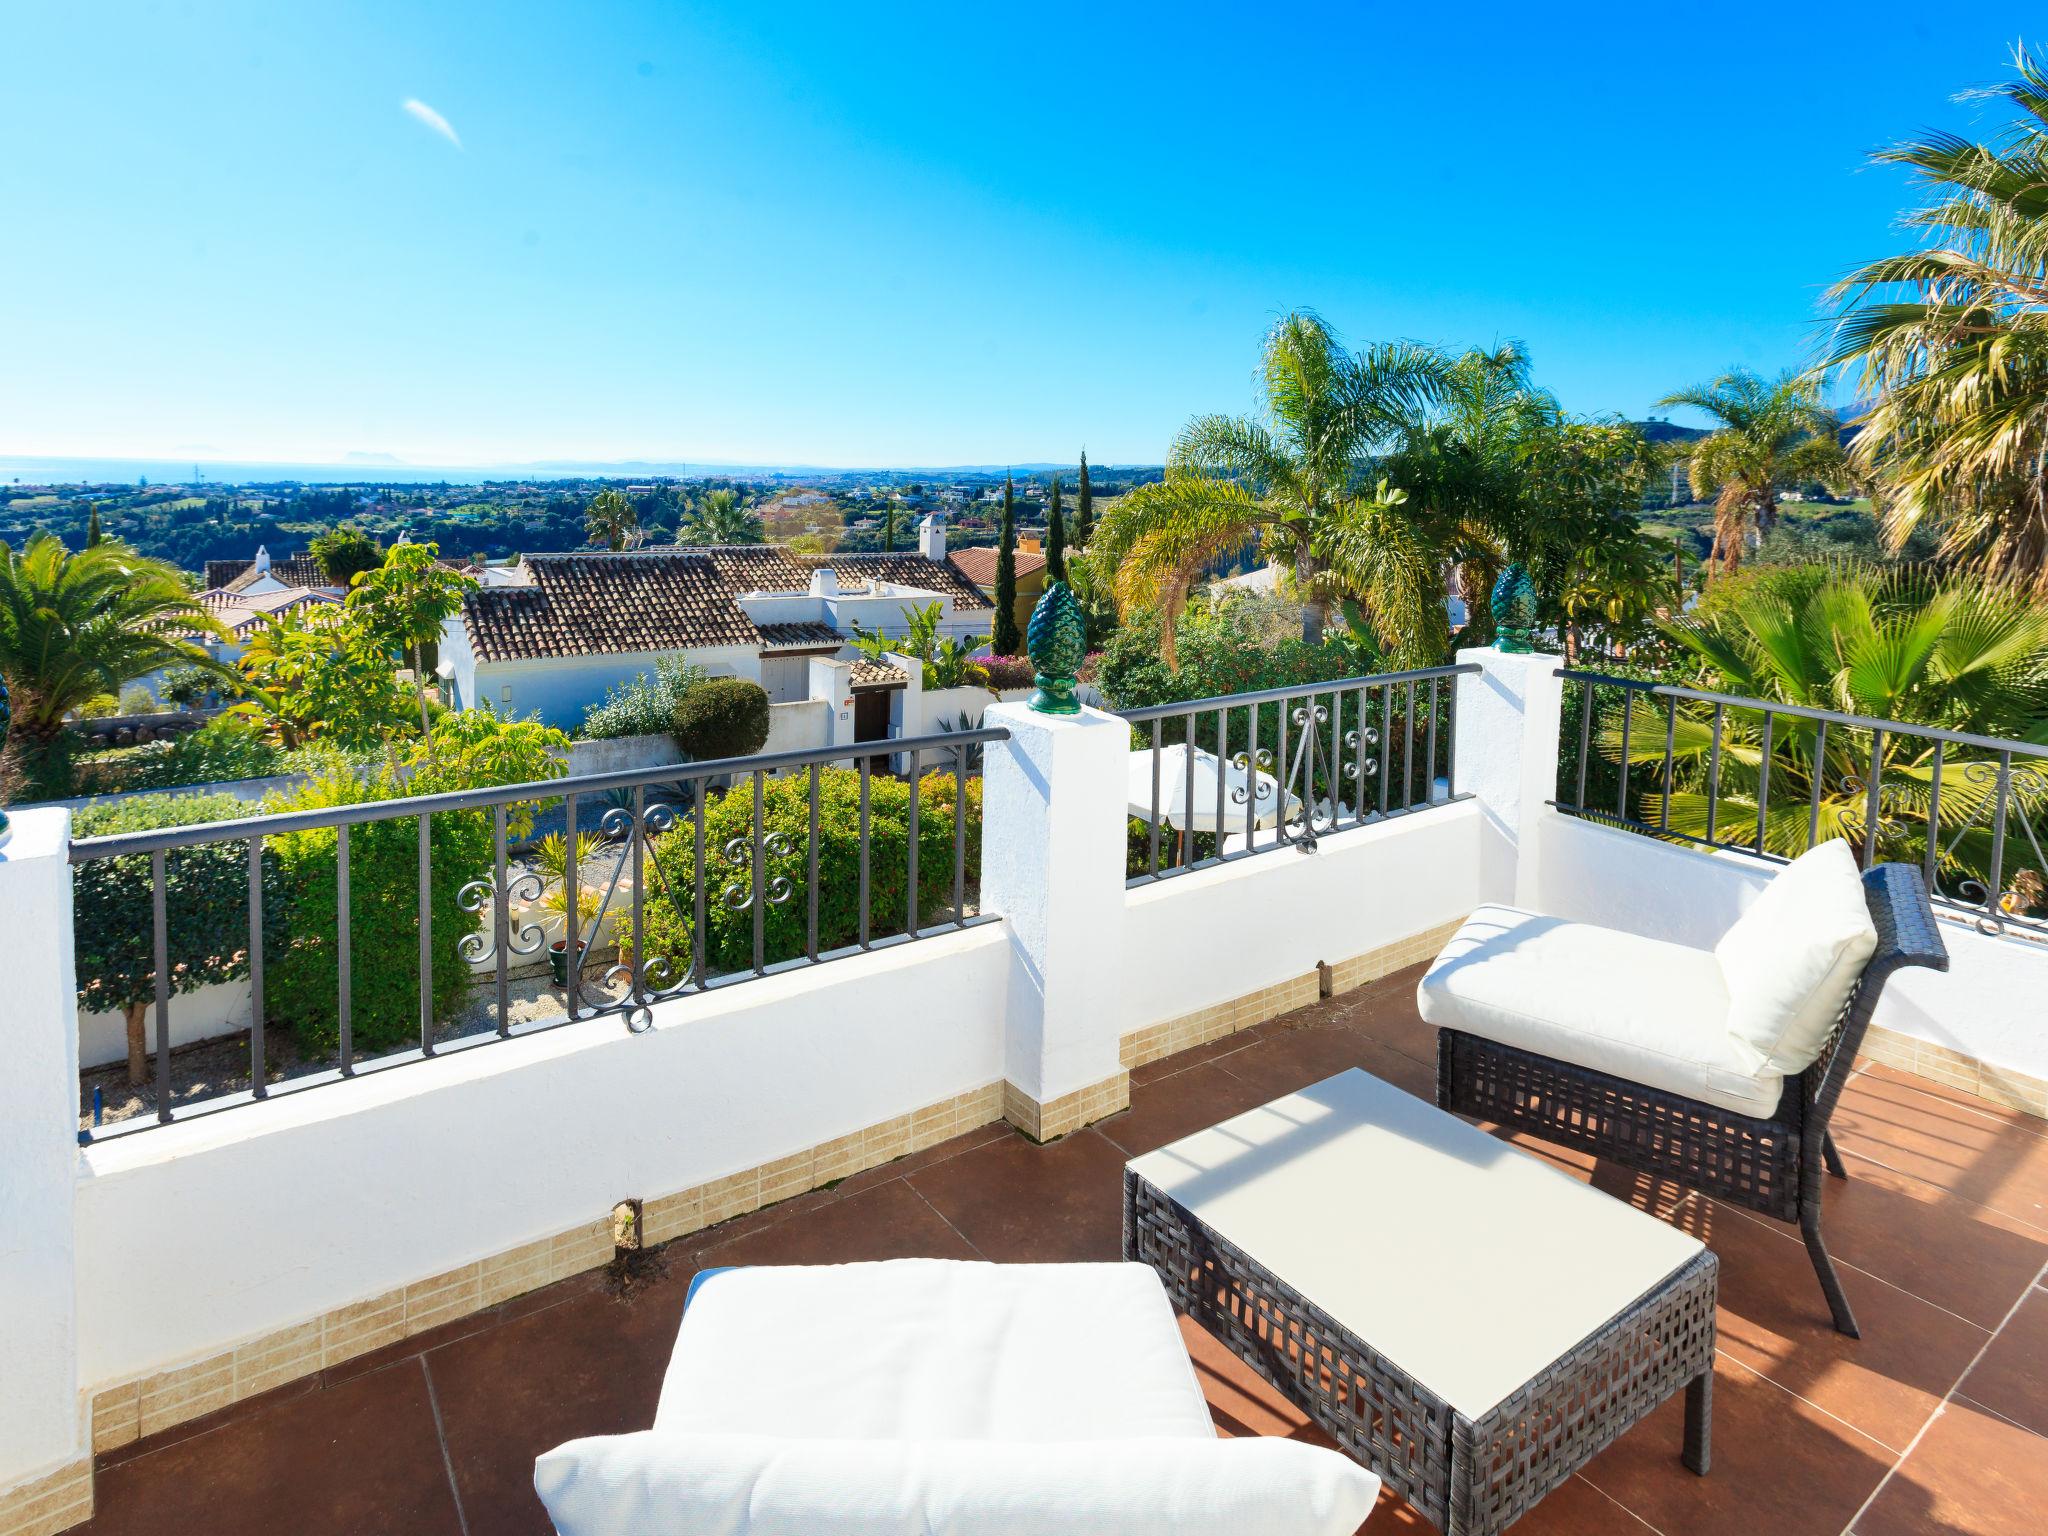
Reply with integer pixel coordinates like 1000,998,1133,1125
1492,563,1537,654
1025,579,1087,715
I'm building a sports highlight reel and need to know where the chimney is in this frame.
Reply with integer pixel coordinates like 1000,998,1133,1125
254,544,271,575
809,566,840,599
918,513,946,562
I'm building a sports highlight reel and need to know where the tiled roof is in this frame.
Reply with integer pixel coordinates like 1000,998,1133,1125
947,546,1046,588
756,622,847,652
831,553,992,609
850,659,908,689
204,556,330,593
461,553,761,663
197,586,338,637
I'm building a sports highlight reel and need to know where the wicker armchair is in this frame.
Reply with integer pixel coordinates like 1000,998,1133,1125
1435,863,1948,1338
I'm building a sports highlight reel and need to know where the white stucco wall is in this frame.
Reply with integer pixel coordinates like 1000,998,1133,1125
80,980,252,1072
764,699,830,757
0,811,83,1488
1119,800,1486,1037
74,924,1009,1389
1528,810,2048,1084
469,646,763,731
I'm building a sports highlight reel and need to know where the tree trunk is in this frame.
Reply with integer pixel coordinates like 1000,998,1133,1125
125,1000,147,1086
1295,549,1324,646
413,644,433,740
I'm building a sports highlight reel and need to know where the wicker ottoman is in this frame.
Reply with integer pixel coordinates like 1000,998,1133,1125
1124,1068,1716,1536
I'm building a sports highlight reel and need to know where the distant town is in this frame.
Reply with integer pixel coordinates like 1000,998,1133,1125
0,465,1170,576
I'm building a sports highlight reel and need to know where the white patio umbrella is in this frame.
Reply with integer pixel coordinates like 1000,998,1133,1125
1125,742,1296,833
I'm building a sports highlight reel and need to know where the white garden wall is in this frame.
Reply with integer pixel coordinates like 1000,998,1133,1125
1119,801,1485,1038
73,924,1009,1390
1529,810,2048,1085
79,980,251,1071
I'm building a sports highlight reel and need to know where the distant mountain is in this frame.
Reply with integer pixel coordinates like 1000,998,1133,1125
1633,420,1709,445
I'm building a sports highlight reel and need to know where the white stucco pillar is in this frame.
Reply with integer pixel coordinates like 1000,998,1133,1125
980,701,1129,1134
883,650,924,770
1452,646,1565,908
807,658,856,749
0,809,86,1498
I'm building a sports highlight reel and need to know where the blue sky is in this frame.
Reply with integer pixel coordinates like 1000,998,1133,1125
0,3,2032,469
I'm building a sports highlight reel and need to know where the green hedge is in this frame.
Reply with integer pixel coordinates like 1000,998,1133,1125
673,677,770,761
640,767,980,975
72,792,274,1017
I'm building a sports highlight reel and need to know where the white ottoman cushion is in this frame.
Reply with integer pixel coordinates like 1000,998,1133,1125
655,1260,1216,1442
535,1431,1383,1536
1419,904,1785,1118
1715,839,1878,1076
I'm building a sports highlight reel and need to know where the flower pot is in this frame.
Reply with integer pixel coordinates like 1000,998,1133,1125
549,938,572,988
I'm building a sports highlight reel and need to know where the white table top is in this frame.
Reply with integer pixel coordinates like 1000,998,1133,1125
1126,1068,1706,1420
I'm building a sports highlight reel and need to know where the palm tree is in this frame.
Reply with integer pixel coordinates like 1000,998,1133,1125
0,533,228,795
1656,370,1846,577
678,488,764,545
584,488,639,551
1093,311,1448,661
1604,563,2048,902
1824,48,2048,595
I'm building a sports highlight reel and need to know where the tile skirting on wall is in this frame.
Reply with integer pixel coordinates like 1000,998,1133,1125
0,1457,92,1536
84,1078,1010,1478
1120,916,1467,1074
1858,1021,2048,1121
1002,1072,1132,1142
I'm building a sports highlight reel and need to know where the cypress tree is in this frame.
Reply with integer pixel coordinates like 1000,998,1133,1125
1046,475,1067,581
1075,451,1092,548
883,500,899,553
993,472,1021,654
85,503,103,547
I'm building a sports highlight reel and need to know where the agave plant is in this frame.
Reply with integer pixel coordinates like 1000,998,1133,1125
1597,564,2048,910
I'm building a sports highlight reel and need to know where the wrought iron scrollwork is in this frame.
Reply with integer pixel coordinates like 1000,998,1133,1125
719,831,798,911
456,870,547,964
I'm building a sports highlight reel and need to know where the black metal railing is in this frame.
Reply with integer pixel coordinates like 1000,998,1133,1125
1555,668,2048,941
69,727,1007,1136
1115,665,1478,885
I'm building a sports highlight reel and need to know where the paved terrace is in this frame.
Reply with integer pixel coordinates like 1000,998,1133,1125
77,965,2048,1536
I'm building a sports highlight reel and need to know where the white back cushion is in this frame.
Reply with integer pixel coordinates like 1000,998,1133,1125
656,1261,1215,1442
1714,839,1878,1075
534,1432,1383,1536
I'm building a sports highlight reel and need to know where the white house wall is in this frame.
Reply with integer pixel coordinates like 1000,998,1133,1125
466,646,763,731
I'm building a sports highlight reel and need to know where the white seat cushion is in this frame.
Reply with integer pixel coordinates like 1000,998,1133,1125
1419,905,1786,1118
1715,839,1878,1076
655,1260,1216,1442
534,1432,1382,1536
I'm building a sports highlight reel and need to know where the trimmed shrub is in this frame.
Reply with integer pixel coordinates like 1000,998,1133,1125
673,677,770,761
640,767,981,975
72,792,278,1082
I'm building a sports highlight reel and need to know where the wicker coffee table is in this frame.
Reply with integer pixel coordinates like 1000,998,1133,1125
1124,1068,1716,1535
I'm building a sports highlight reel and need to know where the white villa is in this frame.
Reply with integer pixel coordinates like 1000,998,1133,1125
438,516,994,732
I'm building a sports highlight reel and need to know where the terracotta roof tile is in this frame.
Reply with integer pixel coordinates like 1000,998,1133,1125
829,553,992,609
461,552,761,663
946,546,1045,588
205,556,329,592
756,621,847,651
850,659,908,689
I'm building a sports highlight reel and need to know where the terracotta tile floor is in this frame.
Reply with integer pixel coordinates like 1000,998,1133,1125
76,965,2048,1536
